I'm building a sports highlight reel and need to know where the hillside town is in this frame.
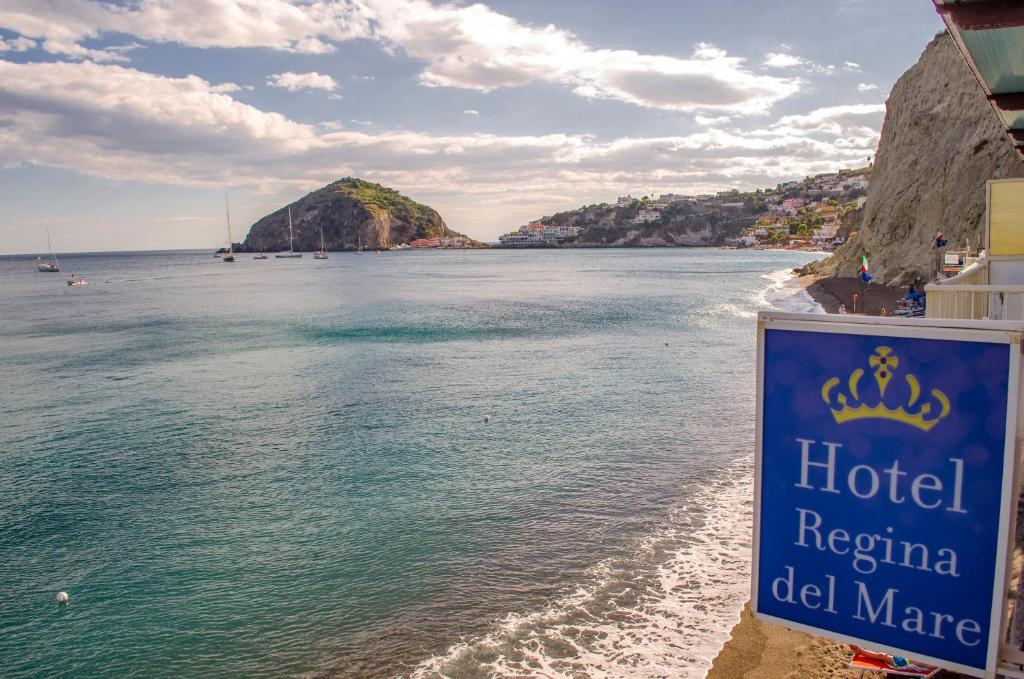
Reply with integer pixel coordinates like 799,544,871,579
494,167,871,249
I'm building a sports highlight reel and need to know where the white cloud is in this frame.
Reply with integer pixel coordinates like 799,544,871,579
0,35,36,52
771,103,885,143
844,61,862,71
0,0,372,59
694,114,731,126
267,71,338,92
857,82,878,92
0,58,881,228
363,0,802,113
463,109,480,116
0,0,801,114
763,52,806,69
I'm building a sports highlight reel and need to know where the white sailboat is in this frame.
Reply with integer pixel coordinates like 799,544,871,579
222,196,235,262
313,224,328,259
276,206,303,258
254,236,268,260
37,230,60,272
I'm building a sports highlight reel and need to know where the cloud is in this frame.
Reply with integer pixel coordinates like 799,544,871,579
0,0,373,59
267,71,338,92
857,82,878,92
763,52,806,69
463,109,480,116
0,58,881,222
363,0,802,113
771,104,885,143
0,35,36,52
0,0,801,114
844,61,862,71
694,114,731,126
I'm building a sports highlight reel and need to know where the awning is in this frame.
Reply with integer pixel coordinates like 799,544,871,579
934,0,1024,157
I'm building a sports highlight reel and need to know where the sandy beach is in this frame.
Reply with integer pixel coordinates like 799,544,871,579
797,274,911,316
706,605,851,679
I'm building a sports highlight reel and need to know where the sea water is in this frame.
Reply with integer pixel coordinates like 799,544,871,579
0,248,820,678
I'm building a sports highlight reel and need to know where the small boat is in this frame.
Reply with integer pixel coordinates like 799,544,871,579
67,274,86,287
222,196,236,262
276,206,303,258
37,230,60,272
313,224,328,259
254,237,268,260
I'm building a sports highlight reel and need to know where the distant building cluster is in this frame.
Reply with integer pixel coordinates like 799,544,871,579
491,168,869,251
497,222,582,247
410,236,472,248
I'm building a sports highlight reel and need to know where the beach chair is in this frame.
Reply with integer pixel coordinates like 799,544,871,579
848,651,941,677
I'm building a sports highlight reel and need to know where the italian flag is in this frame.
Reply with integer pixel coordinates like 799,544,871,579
860,255,872,282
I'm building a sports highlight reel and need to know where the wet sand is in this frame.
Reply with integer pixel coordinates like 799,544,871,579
798,275,910,316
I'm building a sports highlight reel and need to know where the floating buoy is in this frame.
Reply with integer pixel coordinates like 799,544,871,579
484,415,491,423
56,591,68,604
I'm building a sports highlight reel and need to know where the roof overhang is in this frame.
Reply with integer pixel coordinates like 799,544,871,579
934,0,1024,158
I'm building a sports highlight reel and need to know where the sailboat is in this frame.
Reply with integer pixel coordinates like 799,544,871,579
313,224,328,259
222,196,235,262
275,206,303,258
37,230,60,272
254,236,268,260
356,234,364,255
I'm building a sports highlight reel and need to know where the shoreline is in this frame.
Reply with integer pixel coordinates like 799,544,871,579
705,604,851,679
796,274,910,316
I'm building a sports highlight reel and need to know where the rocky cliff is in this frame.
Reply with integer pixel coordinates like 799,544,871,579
239,178,458,251
539,200,761,247
803,32,1024,284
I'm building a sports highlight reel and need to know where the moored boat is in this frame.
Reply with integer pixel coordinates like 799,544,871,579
37,230,60,272
313,224,328,259
223,196,236,263
276,206,303,258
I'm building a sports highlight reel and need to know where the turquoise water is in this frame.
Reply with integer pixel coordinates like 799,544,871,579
0,248,820,678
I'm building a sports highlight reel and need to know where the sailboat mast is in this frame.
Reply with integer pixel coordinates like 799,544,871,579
288,206,295,253
46,229,59,267
225,196,233,254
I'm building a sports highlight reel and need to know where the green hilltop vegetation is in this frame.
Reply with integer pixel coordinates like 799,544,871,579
326,177,448,238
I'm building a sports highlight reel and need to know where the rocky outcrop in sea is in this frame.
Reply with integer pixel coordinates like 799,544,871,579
238,178,461,251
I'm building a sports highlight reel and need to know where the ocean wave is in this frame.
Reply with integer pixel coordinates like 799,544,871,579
757,268,823,314
404,461,754,679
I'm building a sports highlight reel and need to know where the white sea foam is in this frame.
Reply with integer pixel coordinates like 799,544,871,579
758,268,824,314
405,462,755,679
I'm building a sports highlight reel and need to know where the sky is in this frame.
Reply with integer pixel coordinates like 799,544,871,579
0,0,946,253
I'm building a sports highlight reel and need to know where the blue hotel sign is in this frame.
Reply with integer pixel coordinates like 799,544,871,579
753,313,1022,678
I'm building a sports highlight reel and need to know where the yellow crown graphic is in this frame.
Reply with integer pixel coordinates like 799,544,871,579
821,346,950,432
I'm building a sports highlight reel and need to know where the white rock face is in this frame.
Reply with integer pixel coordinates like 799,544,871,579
819,33,1024,284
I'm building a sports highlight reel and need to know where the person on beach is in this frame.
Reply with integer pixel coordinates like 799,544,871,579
849,644,935,672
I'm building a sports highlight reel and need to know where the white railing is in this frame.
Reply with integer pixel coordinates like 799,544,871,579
925,282,1024,321
925,258,994,320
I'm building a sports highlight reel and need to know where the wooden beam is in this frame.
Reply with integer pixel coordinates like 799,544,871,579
989,93,1024,110
937,0,1024,30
